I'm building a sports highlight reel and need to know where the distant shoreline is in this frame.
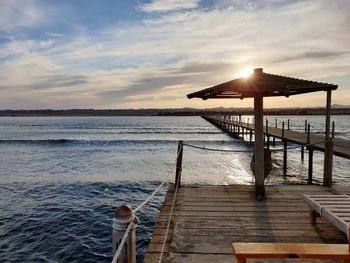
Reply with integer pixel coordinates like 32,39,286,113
1,107,350,117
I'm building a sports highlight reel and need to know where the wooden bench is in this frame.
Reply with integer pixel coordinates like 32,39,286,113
304,194,350,249
233,243,350,263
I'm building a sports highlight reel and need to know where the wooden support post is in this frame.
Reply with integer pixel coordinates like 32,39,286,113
323,90,333,187
175,140,183,188
273,118,277,146
301,146,304,162
287,119,290,130
332,121,335,138
307,123,310,144
308,147,313,185
305,120,307,133
282,121,285,137
324,140,333,187
113,205,138,263
267,136,270,149
254,95,265,199
283,140,287,177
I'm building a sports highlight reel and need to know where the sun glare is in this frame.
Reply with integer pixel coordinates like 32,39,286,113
238,68,253,78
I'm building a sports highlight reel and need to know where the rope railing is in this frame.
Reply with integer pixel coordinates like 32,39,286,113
157,166,181,263
111,171,172,263
111,148,184,263
183,142,252,153
183,140,327,153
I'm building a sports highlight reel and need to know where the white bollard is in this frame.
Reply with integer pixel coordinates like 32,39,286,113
112,204,139,263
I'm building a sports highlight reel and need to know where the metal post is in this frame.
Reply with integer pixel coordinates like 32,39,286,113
305,120,307,133
112,205,139,263
323,90,333,187
254,95,265,199
287,119,290,130
175,140,183,187
282,121,285,137
307,123,310,144
332,121,335,138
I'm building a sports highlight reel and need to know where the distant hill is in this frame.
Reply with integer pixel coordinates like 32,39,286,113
1,106,350,116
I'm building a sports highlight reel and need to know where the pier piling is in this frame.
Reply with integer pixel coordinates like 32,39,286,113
323,89,333,187
112,205,138,263
283,140,287,177
308,147,314,185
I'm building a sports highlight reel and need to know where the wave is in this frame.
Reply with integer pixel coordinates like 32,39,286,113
0,138,243,147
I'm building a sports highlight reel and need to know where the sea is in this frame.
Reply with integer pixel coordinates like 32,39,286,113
0,116,350,262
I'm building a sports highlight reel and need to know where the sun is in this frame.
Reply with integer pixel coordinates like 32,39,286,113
238,68,253,78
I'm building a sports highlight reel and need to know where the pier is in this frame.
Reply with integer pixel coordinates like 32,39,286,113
202,115,350,186
203,115,350,159
145,184,350,262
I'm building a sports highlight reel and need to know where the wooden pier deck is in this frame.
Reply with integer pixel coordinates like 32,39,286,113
204,116,350,159
144,184,350,263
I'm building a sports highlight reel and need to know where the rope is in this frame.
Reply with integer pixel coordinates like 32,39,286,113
183,142,252,153
183,140,327,154
134,175,169,214
157,143,183,263
157,172,180,263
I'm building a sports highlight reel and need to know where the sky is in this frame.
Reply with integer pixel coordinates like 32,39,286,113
0,0,350,110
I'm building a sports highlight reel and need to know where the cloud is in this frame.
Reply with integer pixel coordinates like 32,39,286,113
96,61,237,103
0,0,350,109
0,0,44,31
48,33,63,38
140,0,200,12
212,0,306,11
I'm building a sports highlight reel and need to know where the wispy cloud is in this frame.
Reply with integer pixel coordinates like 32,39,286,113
140,0,200,12
0,0,45,31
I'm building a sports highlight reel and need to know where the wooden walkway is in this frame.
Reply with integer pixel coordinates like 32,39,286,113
203,116,350,159
144,185,350,263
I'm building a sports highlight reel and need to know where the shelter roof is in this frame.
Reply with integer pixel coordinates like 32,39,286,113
187,68,337,100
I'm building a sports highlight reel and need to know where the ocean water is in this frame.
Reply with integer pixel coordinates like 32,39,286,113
0,116,350,262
